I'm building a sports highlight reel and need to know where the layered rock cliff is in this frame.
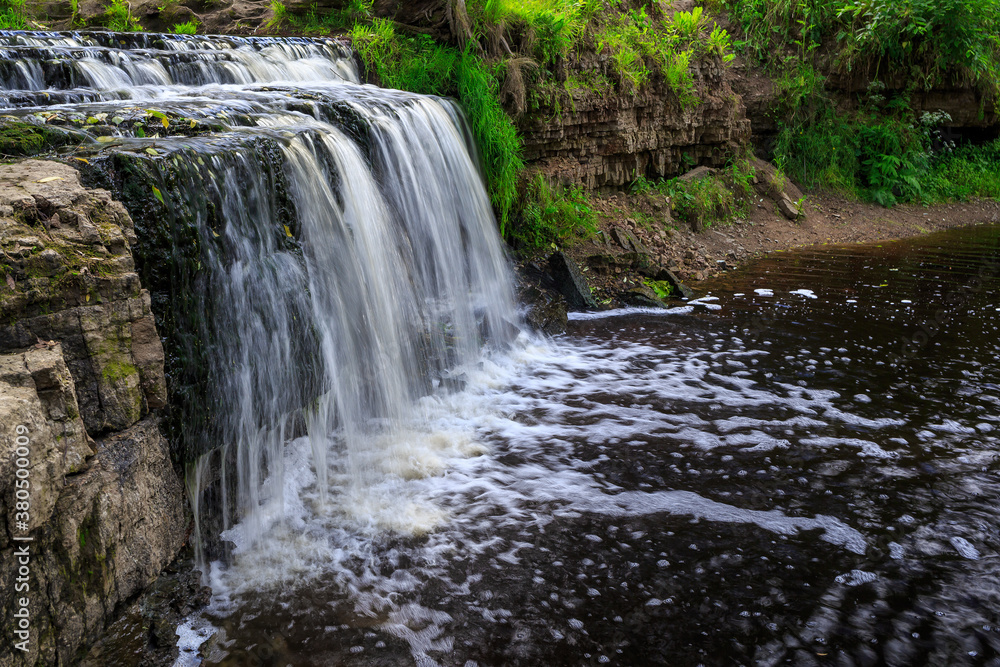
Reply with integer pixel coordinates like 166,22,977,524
0,161,186,666
520,53,751,190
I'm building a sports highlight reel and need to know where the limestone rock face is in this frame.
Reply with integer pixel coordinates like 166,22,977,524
0,160,168,436
519,54,751,190
0,162,185,667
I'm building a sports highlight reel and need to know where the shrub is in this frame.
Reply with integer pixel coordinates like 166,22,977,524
723,0,1000,98
265,0,288,31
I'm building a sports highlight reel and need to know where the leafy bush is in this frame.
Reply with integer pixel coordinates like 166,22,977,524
723,0,1000,98
473,0,601,65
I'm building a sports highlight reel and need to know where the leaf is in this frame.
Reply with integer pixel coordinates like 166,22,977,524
146,109,170,129
190,119,197,128
145,147,159,155
73,157,90,164
85,293,90,302
36,176,63,183
96,136,116,143
136,126,146,138
283,224,293,238
212,229,220,238
112,116,125,125
151,185,164,204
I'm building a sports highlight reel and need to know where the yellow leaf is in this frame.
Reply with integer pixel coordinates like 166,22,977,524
190,119,197,128
73,157,90,164
85,293,90,302
161,116,169,129
212,229,220,238
151,185,164,204
283,225,293,238
36,176,63,183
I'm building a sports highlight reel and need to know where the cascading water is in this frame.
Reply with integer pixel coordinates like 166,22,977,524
0,29,520,577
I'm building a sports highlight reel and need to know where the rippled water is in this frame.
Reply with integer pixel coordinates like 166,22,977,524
177,224,1000,666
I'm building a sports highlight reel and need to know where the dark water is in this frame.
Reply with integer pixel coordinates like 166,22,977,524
180,224,1000,667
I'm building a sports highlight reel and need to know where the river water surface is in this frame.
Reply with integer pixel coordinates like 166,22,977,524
181,223,1000,666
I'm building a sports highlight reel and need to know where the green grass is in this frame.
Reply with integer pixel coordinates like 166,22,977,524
924,139,1000,201
513,173,599,250
473,0,601,65
265,0,289,31
104,0,141,31
172,19,198,34
0,0,26,29
631,156,761,228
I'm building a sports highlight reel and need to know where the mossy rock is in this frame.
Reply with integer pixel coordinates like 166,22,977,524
0,120,84,158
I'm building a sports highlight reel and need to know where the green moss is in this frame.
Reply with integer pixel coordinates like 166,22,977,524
101,359,137,384
0,121,82,158
643,278,674,299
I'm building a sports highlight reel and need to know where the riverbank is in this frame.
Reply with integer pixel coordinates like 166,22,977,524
519,181,1000,321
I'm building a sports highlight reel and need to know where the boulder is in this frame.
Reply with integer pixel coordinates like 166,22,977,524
548,251,598,310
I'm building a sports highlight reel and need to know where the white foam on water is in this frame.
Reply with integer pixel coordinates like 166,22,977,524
567,306,695,320
790,289,818,299
950,536,981,560
836,570,878,586
755,289,774,297
172,616,218,667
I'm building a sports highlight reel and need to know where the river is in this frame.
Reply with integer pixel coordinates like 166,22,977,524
181,224,1000,666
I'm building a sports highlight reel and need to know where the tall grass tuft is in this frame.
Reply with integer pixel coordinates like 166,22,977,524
0,0,26,29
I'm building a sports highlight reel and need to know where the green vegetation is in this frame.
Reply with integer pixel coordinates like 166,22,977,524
0,121,83,157
287,2,737,248
514,174,599,249
771,62,1000,206
723,0,1000,97
104,0,141,31
631,157,759,228
351,20,523,230
0,0,26,29
172,19,198,34
721,0,1000,207
643,278,674,298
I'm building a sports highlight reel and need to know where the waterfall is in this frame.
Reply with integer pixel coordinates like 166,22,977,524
0,31,520,562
